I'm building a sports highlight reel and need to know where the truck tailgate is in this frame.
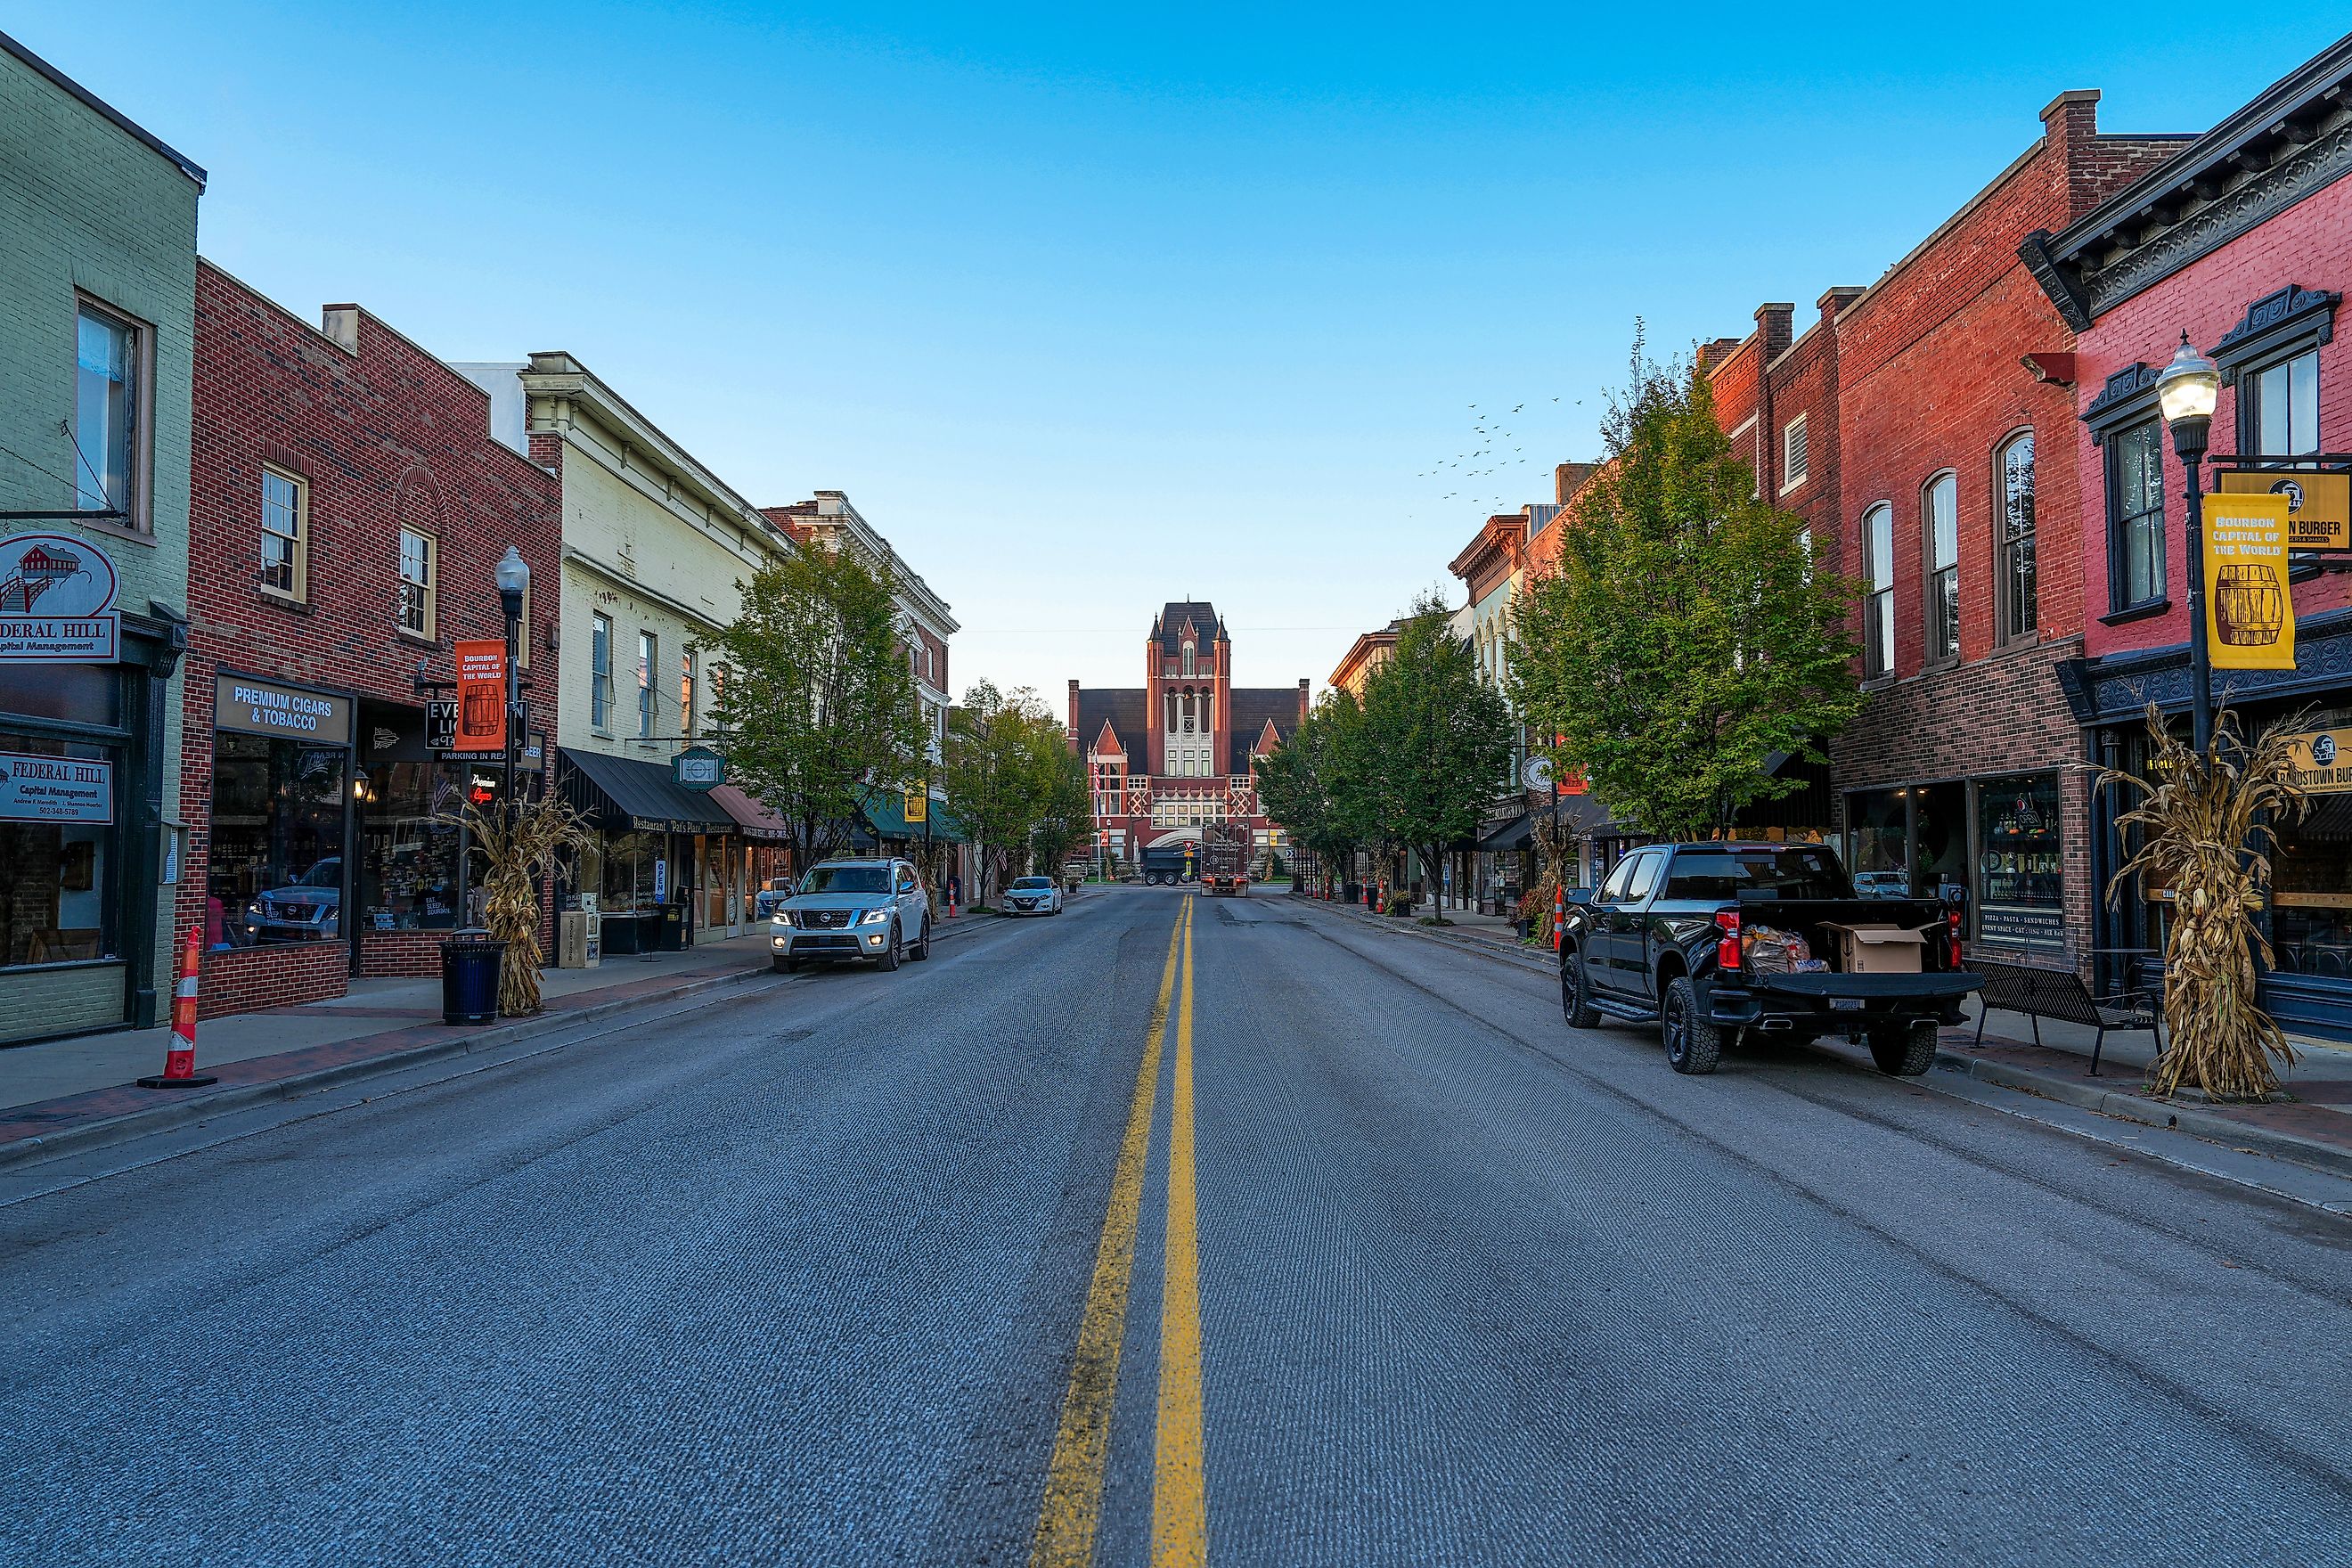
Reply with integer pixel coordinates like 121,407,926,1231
1752,971,1982,1000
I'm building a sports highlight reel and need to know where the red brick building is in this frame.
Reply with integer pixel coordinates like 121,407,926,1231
1821,92,2185,965
180,261,560,1017
2023,33,2352,1035
1067,602,1308,871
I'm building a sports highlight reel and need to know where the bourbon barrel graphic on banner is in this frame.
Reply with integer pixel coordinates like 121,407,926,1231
2214,563,2285,647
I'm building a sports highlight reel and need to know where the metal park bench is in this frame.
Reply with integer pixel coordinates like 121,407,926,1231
1970,957,2162,1077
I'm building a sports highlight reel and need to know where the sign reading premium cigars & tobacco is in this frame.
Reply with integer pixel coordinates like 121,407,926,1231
2201,492,2296,672
0,532,121,662
213,673,353,744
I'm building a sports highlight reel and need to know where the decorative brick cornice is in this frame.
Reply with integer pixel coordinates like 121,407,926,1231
2082,122,2352,318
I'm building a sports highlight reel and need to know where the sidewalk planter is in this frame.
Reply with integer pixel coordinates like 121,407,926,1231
439,932,507,1025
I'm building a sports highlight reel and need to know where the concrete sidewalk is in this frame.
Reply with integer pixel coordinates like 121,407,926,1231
1295,888,2352,1180
0,909,1007,1168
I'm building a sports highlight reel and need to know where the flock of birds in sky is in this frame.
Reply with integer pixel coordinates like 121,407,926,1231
1412,395,1583,519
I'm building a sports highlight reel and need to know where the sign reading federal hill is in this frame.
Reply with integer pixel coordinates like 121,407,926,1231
0,532,121,663
0,749,113,824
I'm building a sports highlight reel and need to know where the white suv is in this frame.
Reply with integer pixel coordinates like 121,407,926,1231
772,858,932,972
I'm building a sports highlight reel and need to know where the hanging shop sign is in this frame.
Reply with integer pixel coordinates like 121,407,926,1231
903,786,927,823
2203,492,2296,672
2219,470,2351,551
2283,728,2352,796
0,748,113,824
0,532,120,662
425,698,457,752
674,746,725,791
213,673,352,744
452,640,508,754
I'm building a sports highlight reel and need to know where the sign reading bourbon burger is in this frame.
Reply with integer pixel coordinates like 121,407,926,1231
2202,492,2296,672
2219,469,2350,551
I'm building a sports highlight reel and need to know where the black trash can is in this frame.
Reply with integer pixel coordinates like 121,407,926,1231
440,930,507,1025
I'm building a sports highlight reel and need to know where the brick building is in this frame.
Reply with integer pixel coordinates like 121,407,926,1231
1068,602,1307,872
181,262,560,1017
2024,32,2352,1036
1822,91,2186,966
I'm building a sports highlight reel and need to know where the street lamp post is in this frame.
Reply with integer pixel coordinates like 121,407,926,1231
494,547,530,827
2155,332,2223,755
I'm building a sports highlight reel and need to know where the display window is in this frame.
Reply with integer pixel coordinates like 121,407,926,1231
356,759,465,931
2272,792,2352,980
0,731,118,968
1974,772,2064,949
208,731,347,947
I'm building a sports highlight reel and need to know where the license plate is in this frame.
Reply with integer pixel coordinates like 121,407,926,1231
1830,998,1865,1012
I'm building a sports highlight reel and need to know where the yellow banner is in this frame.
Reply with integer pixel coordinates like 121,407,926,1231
2219,470,2351,551
904,789,927,823
2282,728,2352,796
2204,492,2296,671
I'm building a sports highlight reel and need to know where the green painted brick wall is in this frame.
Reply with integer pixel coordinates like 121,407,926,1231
0,42,200,1044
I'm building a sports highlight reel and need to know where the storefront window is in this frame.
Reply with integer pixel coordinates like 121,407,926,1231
1913,780,1967,903
600,829,666,914
2272,795,2352,981
0,732,118,967
209,731,347,947
1844,789,1907,894
356,760,464,931
1974,772,2063,949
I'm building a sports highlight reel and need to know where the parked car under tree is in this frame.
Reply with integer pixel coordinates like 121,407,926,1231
770,858,932,972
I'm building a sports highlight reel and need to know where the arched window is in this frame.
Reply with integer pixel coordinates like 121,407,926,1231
1997,432,2037,642
1182,641,1196,677
1862,502,1894,678
1922,472,1959,663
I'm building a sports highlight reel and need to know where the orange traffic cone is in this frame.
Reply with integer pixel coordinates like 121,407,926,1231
1554,885,1566,952
139,925,217,1089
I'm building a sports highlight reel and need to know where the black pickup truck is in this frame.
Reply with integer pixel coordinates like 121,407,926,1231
1558,841,1981,1076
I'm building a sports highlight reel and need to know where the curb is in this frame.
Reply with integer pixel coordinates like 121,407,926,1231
1931,1046,2352,1181
1304,895,1556,975
2,912,1013,1177
1297,894,2352,1183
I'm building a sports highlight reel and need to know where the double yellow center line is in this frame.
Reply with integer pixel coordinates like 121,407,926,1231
1032,896,1208,1568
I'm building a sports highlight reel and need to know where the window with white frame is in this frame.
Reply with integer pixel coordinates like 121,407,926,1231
1781,414,1809,491
260,468,306,600
1923,472,1959,663
1997,432,2037,642
1862,502,1894,679
637,630,657,738
74,300,143,525
592,613,614,729
397,527,436,638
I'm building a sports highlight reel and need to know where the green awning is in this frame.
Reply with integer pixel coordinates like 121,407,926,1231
855,788,969,845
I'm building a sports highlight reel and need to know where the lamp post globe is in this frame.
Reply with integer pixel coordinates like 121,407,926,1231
494,545,530,624
2155,331,2221,458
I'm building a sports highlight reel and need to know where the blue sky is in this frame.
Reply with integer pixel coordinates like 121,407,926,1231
14,4,2348,701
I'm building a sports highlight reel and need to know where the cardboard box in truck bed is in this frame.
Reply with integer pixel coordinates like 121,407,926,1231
1820,922,1929,975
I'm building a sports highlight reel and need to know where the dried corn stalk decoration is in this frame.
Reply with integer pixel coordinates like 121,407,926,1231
440,785,592,1017
2101,705,2308,1100
1529,807,1580,940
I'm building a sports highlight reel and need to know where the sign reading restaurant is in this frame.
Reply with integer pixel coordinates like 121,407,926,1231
213,672,354,746
0,532,121,663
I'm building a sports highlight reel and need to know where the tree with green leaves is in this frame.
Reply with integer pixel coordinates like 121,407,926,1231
1029,743,1096,881
698,546,927,873
1511,335,1864,839
1254,686,1370,894
1357,593,1515,911
944,681,1074,906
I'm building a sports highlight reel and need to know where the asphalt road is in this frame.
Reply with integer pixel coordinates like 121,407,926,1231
4,886,2351,1567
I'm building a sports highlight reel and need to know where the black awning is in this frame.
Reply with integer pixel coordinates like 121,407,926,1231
1477,812,1534,853
558,747,738,836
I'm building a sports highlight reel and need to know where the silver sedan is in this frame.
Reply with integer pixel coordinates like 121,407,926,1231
1002,876,1064,916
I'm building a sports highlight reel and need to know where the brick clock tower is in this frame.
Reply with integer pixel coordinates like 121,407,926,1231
1066,602,1309,871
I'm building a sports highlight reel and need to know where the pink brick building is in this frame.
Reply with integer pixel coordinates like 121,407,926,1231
2023,33,2352,1036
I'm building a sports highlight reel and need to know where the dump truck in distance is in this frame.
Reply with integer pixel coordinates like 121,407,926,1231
1201,823,1251,897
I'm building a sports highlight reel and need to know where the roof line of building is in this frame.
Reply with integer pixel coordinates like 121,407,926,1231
1,29,207,189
